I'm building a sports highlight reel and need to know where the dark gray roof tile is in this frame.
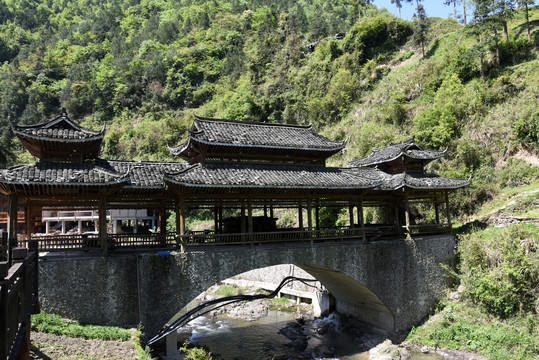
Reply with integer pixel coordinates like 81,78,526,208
349,139,445,167
165,163,384,189
170,115,345,154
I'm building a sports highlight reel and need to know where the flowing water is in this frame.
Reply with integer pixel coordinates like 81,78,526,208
176,311,445,360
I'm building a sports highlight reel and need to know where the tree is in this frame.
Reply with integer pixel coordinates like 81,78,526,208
494,0,515,42
463,0,467,25
411,2,428,58
391,0,403,18
518,0,534,40
444,0,458,21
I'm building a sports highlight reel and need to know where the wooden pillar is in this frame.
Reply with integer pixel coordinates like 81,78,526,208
445,193,452,227
263,204,268,218
269,199,274,219
358,198,365,241
298,200,303,229
435,202,440,224
160,204,167,246
315,205,320,231
218,206,223,233
25,205,32,242
307,198,313,245
348,203,354,228
98,198,108,256
7,195,18,264
213,206,218,233
394,205,400,226
176,198,185,253
404,196,411,240
247,198,253,233
241,204,246,233
160,205,167,235
306,199,313,231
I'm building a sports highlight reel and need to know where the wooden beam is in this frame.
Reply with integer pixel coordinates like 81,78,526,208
298,200,303,229
7,195,18,264
358,198,365,241
218,206,223,233
160,203,167,246
213,206,218,234
247,198,253,233
98,197,108,256
177,198,186,253
241,204,246,233
315,205,320,230
307,198,313,231
404,196,411,240
25,204,32,242
445,193,452,228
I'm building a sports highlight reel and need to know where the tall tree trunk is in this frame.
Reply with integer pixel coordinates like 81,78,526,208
463,0,467,25
480,34,485,82
525,2,530,40
503,20,509,42
399,7,402,18
454,0,457,21
358,0,362,19
493,27,501,70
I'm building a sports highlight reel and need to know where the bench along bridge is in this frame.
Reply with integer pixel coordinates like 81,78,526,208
0,112,469,353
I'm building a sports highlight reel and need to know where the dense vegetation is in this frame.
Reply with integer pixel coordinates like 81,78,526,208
2,0,538,358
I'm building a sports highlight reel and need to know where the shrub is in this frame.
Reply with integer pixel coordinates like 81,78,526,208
458,225,539,318
513,110,539,148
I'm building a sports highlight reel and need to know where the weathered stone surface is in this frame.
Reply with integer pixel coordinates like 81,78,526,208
38,235,455,339
369,339,411,360
38,254,139,327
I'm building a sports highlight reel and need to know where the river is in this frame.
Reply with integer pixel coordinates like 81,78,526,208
176,309,445,360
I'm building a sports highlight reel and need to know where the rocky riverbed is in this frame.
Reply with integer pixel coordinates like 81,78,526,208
186,283,488,360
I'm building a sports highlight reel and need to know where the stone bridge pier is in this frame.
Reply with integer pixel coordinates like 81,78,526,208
38,235,455,340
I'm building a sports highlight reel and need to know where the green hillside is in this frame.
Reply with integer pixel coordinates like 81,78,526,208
1,1,538,358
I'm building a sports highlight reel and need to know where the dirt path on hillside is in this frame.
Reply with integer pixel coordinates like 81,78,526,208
30,332,137,360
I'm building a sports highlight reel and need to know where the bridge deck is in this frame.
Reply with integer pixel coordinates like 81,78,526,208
17,224,451,252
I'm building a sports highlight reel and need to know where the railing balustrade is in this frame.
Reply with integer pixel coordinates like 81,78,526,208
0,248,39,360
16,223,450,252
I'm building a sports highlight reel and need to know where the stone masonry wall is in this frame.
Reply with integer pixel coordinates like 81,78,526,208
38,235,455,339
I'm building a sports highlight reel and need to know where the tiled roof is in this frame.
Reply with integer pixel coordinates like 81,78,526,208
97,160,188,188
0,160,189,188
0,162,127,186
349,139,445,167
169,115,345,153
164,163,384,189
12,115,104,141
378,172,469,191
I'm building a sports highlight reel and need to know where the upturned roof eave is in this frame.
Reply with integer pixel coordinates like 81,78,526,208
13,129,105,143
348,150,444,168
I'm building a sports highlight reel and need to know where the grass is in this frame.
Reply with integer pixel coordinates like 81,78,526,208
214,284,244,297
31,312,154,359
407,299,538,360
32,312,132,341
474,181,539,219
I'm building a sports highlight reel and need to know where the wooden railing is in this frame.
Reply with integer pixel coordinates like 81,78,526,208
407,224,451,235
18,235,100,252
178,226,394,246
111,233,177,248
15,223,451,252
0,247,39,360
